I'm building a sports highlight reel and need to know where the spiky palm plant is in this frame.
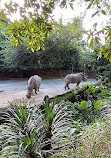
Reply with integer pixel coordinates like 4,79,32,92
40,99,73,157
0,104,46,158
0,101,73,158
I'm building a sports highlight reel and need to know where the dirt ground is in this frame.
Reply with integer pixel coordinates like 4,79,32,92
0,88,71,109
0,78,97,109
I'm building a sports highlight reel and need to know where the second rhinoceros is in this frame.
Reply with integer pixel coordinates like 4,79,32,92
26,75,42,98
65,72,87,89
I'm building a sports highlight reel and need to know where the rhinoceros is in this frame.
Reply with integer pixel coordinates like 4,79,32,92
26,75,42,98
65,72,87,89
92,79,102,87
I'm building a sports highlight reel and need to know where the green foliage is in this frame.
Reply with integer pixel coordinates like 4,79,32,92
0,17,84,71
52,83,111,125
0,0,76,50
80,100,87,109
71,101,101,124
79,47,99,71
0,0,111,62
1,13,111,74
50,119,111,158
0,104,47,158
0,24,14,69
0,101,73,158
50,82,111,157
44,99,55,127
77,119,111,158
94,100,102,110
7,17,53,51
85,0,111,62
0,79,111,157
89,27,111,62
42,18,83,70
97,63,111,81
70,121,83,139
1,0,54,50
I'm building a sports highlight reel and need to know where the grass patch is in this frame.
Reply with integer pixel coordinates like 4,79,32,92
50,119,111,158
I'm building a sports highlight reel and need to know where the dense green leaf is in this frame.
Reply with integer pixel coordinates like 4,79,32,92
94,100,102,110
92,11,99,17
90,87,96,93
31,47,34,52
87,2,93,9
89,38,94,47
87,100,92,107
102,10,107,15
81,101,87,109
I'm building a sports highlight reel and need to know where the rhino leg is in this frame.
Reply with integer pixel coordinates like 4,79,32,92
37,86,40,91
34,87,37,94
65,85,67,89
65,83,70,89
67,84,70,89
76,82,80,86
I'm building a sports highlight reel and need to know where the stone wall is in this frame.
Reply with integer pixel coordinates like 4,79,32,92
0,69,72,79
0,69,96,79
85,71,96,79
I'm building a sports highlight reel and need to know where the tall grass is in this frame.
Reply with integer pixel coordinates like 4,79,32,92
50,119,111,158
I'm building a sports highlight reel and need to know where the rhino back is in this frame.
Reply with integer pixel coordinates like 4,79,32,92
65,73,82,83
33,75,42,84
28,75,42,87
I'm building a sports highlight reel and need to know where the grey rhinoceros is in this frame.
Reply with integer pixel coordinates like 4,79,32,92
64,72,87,89
26,75,42,98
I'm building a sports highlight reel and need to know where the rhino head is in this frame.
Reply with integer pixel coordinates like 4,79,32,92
81,73,87,82
26,86,33,98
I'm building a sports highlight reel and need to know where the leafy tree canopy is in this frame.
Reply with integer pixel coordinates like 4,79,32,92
0,17,83,71
0,0,75,51
0,0,111,61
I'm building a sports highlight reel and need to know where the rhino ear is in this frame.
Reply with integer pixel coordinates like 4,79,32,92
29,81,33,86
83,72,87,76
80,72,84,75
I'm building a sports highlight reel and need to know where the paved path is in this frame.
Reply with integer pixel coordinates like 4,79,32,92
0,78,96,108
